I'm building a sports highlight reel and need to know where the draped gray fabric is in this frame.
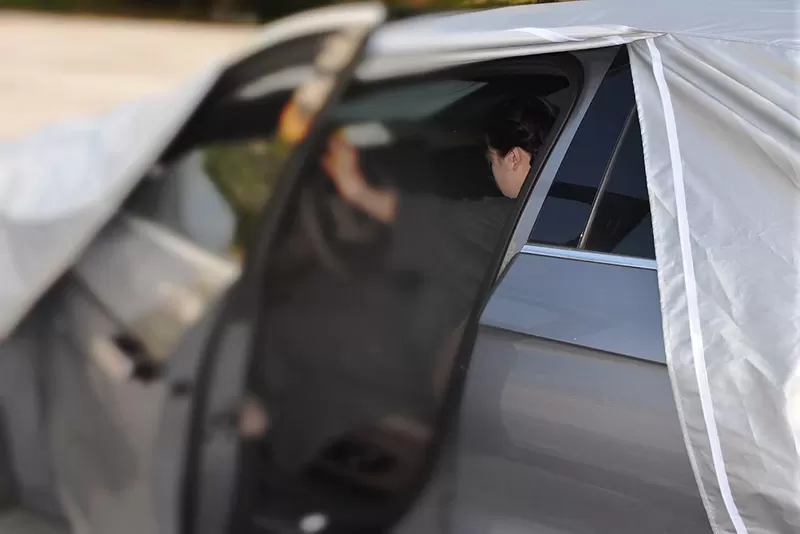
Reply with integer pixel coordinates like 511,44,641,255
0,2,796,532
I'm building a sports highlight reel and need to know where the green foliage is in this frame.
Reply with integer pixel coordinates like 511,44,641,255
202,138,290,252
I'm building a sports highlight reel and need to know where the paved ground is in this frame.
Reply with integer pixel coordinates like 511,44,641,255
0,12,256,140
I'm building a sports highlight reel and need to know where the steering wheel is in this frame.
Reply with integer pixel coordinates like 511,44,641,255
299,168,389,279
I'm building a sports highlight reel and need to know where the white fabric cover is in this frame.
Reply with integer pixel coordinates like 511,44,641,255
371,6,800,532
0,68,219,339
0,1,797,532
630,36,799,533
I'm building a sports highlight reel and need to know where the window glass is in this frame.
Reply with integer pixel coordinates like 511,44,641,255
528,65,635,247
583,116,655,259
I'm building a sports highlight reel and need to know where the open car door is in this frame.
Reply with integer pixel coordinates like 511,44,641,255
144,12,581,534
50,5,390,534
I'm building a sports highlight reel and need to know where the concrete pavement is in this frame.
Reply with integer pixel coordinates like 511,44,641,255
0,12,255,140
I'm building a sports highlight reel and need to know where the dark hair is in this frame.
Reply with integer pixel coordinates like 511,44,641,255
484,97,555,157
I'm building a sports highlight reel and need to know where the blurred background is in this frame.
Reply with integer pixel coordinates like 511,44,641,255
0,0,566,138
0,0,564,22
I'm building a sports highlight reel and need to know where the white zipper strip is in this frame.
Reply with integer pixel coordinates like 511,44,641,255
646,38,747,534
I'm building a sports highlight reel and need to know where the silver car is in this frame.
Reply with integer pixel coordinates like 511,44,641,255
0,5,714,534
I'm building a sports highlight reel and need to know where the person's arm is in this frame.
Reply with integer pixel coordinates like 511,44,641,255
322,133,398,223
322,133,509,283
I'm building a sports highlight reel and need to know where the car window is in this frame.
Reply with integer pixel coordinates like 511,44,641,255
528,64,635,247
582,115,656,259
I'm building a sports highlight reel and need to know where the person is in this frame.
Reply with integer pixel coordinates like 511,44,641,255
239,96,555,477
322,96,555,331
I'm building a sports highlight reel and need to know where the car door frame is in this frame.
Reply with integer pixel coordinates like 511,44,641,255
500,46,623,267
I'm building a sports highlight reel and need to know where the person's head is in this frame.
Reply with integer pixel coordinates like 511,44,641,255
485,97,555,198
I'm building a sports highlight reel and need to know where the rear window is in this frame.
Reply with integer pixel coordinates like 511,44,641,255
528,65,635,248
528,55,655,261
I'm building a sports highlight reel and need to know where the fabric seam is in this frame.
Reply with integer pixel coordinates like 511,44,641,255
629,39,717,530
670,30,800,51
646,38,748,534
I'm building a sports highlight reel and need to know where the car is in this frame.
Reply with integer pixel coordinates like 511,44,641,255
0,2,796,534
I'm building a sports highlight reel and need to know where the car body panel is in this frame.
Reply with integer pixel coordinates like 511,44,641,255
484,251,664,364
448,252,710,534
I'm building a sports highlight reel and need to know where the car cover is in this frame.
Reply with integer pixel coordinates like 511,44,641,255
367,4,799,532
0,1,797,533
0,67,220,339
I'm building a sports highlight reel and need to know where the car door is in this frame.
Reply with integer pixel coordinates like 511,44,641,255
152,34,596,534
448,49,713,534
49,6,387,534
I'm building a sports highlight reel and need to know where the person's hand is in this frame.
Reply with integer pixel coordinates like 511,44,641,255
322,132,368,203
239,394,269,439
321,131,399,223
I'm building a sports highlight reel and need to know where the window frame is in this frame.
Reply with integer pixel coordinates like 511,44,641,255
502,45,620,264
520,242,657,271
511,50,657,271
577,104,638,249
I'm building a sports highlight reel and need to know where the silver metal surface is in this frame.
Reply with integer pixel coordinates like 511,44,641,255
486,251,666,363
451,326,710,534
521,243,657,271
450,250,709,533
0,508,68,534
